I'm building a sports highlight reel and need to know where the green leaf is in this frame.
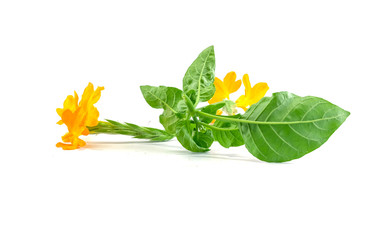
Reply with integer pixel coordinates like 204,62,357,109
199,102,225,123
140,85,186,134
159,109,182,134
193,130,214,149
140,85,185,112
212,116,244,148
182,46,216,105
239,92,350,162
175,121,210,152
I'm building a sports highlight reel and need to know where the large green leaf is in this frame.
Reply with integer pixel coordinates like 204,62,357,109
212,116,244,148
239,92,350,162
175,121,211,152
140,85,185,134
182,46,216,105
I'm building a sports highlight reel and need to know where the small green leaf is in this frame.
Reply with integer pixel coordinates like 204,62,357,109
212,116,244,148
159,109,182,134
140,85,186,134
193,130,214,149
140,85,185,112
182,46,216,105
175,121,210,152
239,92,350,162
199,102,225,123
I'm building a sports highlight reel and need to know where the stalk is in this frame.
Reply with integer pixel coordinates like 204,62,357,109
88,120,174,142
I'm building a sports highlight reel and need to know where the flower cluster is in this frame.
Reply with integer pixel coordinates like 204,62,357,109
56,83,104,150
208,71,269,114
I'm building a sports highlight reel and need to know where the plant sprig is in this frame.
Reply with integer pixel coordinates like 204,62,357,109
92,46,350,162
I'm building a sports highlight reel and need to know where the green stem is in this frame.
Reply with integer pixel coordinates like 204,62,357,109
88,120,174,142
196,110,342,125
183,94,196,114
199,121,238,131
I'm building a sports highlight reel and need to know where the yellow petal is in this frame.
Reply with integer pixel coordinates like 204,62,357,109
208,95,223,104
242,74,251,93
79,82,94,107
74,91,79,106
223,71,241,94
62,95,77,112
56,108,64,117
56,138,82,150
56,141,80,150
89,86,104,105
208,77,226,104
86,106,99,127
208,72,242,104
235,95,246,106
248,82,269,106
235,75,269,110
61,132,73,143
82,127,90,136
61,109,75,130
76,138,86,147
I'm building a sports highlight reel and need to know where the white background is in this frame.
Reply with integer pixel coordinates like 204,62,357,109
1,0,374,239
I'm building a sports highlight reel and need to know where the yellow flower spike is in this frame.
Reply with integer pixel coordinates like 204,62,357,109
56,83,104,150
235,74,269,111
208,71,241,104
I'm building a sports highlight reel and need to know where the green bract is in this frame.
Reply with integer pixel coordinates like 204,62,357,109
137,46,350,162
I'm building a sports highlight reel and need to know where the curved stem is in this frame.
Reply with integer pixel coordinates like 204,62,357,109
196,110,343,125
183,94,196,114
199,121,238,131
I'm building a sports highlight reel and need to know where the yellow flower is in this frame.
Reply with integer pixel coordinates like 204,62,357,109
208,71,241,104
56,83,104,150
235,74,269,111
208,72,269,115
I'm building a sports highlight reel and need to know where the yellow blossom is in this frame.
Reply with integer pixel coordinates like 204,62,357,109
208,71,241,104
208,72,269,116
56,83,104,150
235,74,269,111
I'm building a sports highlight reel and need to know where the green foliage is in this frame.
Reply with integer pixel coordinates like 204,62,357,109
175,121,211,152
140,85,184,110
140,85,185,134
193,129,214,149
212,115,244,148
134,46,349,162
182,45,216,105
238,92,350,162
